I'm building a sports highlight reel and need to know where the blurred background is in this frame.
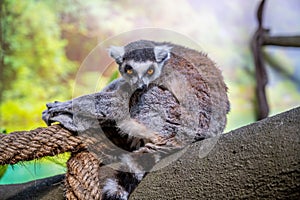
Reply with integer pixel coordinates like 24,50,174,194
0,0,299,184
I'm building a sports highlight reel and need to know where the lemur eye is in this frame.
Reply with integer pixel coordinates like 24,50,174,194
147,68,154,75
124,64,133,75
127,69,133,74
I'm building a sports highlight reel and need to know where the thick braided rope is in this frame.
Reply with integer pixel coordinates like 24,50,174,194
0,125,95,165
65,151,102,200
0,125,104,199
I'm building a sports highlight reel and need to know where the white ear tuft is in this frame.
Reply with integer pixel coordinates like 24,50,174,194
154,45,172,63
108,46,125,64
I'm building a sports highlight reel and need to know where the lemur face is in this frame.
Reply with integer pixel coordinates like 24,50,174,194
119,60,162,89
109,41,172,90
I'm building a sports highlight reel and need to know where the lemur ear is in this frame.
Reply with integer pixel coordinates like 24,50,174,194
154,45,172,63
108,46,125,64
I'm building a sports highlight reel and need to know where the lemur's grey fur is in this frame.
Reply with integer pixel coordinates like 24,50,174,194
42,40,229,200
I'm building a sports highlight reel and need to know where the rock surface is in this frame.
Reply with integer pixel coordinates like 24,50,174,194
131,107,300,199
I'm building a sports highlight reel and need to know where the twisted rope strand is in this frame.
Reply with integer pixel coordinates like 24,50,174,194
66,151,102,199
0,125,92,165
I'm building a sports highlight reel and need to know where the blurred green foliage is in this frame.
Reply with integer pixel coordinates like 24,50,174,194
0,0,127,131
0,0,78,183
1,0,76,131
0,165,8,179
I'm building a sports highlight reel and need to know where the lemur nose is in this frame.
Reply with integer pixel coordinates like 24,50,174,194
138,84,147,90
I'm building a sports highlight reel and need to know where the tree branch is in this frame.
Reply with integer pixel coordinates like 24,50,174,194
263,35,300,47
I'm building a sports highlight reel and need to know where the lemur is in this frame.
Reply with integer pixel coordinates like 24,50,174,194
42,40,229,200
